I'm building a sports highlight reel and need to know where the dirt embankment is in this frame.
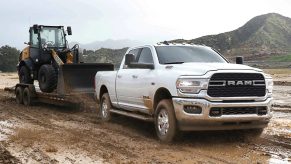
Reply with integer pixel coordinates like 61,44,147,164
0,72,290,163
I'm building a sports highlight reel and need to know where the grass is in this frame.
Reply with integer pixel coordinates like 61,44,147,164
263,68,291,75
268,53,291,62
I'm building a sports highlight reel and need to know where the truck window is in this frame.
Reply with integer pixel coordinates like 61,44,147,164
137,47,154,64
129,49,140,57
155,46,227,64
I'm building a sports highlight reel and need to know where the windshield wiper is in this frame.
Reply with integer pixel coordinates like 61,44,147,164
163,62,184,64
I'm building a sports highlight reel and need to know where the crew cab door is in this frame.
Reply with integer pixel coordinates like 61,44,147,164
116,47,155,113
115,48,141,109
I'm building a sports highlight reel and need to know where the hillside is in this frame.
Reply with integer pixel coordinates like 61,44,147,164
82,47,128,68
171,13,291,60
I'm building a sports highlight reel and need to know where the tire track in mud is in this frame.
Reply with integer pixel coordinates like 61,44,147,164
0,91,289,163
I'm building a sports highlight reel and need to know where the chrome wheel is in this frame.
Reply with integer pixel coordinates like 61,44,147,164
157,109,169,135
101,101,108,118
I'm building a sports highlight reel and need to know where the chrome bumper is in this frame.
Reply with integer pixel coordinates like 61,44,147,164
172,97,273,131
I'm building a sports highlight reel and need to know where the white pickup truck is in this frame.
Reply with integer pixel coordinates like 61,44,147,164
95,43,273,142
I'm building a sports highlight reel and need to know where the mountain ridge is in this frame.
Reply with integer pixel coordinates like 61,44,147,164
170,13,291,60
70,39,145,50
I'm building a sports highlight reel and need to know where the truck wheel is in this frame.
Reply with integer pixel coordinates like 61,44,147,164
38,64,57,93
23,87,33,106
155,99,177,143
19,66,33,84
15,87,23,104
99,93,112,121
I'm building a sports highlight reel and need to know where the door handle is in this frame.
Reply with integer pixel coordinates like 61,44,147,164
117,75,122,78
132,75,138,79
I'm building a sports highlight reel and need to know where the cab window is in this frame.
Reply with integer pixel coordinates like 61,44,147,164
30,29,39,48
137,47,154,64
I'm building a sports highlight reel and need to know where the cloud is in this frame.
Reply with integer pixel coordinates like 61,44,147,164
0,0,290,49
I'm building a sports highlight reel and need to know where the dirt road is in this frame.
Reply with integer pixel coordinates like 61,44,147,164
0,72,290,163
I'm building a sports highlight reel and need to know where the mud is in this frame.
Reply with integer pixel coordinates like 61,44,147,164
0,72,290,163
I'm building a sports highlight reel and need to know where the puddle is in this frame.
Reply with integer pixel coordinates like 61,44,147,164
269,155,290,164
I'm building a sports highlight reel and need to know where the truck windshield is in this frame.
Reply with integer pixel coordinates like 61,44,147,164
155,46,227,64
40,27,66,48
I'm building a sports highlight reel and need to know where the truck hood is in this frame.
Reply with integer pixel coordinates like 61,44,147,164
164,63,262,76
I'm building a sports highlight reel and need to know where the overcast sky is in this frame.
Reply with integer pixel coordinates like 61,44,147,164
1,0,291,49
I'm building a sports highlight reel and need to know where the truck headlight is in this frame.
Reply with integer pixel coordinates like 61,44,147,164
265,78,273,93
176,78,208,94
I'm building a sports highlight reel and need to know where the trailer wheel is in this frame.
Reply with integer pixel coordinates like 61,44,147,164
19,66,33,84
155,99,177,143
99,93,112,121
15,87,23,104
23,87,33,106
38,64,57,93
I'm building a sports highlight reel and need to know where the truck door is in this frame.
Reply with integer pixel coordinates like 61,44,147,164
116,48,142,110
132,47,155,112
116,47,155,113
29,28,40,64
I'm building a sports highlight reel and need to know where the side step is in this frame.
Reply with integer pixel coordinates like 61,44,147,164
110,109,154,122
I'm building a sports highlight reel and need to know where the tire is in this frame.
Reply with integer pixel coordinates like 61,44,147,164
23,87,33,106
155,99,177,143
15,87,23,104
19,66,33,84
99,93,112,121
38,64,57,93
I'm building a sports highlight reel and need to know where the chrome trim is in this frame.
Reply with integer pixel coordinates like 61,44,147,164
208,80,226,86
172,97,272,131
253,80,266,86
177,89,269,101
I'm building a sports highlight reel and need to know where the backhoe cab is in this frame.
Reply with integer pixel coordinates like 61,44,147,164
18,24,79,93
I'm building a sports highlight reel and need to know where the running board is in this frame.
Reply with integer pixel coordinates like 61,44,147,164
110,109,154,122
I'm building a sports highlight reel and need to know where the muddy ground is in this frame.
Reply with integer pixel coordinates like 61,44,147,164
0,71,290,164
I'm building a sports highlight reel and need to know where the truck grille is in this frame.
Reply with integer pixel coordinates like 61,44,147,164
207,73,266,97
210,107,267,116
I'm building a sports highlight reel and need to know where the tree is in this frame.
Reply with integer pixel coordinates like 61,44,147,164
0,45,20,72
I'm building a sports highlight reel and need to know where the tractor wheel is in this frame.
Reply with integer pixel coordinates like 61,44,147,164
19,66,33,84
38,64,57,93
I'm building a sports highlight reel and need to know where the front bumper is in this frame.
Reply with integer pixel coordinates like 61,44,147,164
172,97,273,131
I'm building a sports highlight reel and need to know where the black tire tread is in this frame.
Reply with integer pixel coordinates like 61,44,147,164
38,64,57,93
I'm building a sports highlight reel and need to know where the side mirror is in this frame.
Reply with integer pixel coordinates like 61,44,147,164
67,26,72,35
33,24,39,34
125,53,135,66
236,56,244,64
24,42,31,45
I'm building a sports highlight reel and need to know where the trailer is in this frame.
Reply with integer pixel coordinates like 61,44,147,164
5,63,114,109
